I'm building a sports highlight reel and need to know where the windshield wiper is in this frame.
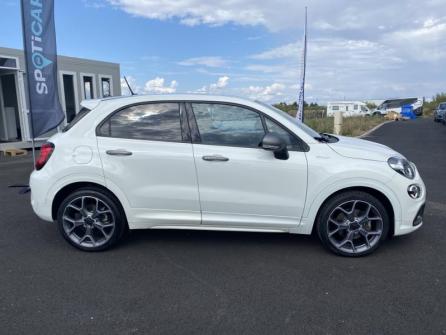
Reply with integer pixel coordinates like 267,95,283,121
314,133,330,142
314,133,339,143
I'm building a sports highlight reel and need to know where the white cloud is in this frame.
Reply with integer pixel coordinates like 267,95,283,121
107,0,268,28
251,42,299,60
243,83,286,101
178,56,228,68
144,77,178,94
210,76,230,89
195,76,230,93
108,1,445,102
105,0,446,32
384,17,446,61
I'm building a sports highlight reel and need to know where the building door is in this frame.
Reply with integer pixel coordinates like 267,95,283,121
0,72,21,141
62,74,76,123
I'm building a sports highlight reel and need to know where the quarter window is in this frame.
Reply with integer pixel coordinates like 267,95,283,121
192,103,265,148
264,118,301,150
98,103,182,142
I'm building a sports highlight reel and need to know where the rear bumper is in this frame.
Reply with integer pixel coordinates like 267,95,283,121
30,170,53,222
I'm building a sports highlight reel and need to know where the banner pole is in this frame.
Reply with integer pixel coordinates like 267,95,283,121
20,0,36,168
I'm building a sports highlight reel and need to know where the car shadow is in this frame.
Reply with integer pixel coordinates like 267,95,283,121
118,228,320,251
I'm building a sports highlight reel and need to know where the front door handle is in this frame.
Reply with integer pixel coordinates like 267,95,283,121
202,155,229,162
106,149,133,156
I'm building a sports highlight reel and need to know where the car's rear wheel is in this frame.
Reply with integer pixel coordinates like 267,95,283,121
317,191,389,257
57,188,126,251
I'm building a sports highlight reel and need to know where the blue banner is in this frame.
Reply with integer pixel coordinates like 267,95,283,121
21,0,64,138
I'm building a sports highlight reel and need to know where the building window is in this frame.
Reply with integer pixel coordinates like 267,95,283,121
62,74,76,123
0,57,18,69
101,77,111,97
82,76,94,100
354,104,359,110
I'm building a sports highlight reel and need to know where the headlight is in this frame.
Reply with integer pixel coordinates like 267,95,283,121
387,156,416,179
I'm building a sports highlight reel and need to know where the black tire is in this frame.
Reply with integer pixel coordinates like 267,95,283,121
316,191,389,257
57,187,127,251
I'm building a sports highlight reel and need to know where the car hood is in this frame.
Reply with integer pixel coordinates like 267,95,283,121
327,135,401,162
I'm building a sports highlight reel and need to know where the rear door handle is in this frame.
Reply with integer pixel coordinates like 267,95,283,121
106,149,133,156
202,155,229,162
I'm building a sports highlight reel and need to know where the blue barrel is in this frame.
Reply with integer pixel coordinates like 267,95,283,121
401,105,416,119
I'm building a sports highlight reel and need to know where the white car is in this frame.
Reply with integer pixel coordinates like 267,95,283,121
30,95,426,256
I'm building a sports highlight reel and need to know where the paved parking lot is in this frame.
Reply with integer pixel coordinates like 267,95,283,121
1,118,445,334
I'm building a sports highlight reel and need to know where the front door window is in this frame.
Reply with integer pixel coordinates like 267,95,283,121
191,103,265,148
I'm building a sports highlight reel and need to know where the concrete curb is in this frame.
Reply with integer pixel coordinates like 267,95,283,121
358,121,393,138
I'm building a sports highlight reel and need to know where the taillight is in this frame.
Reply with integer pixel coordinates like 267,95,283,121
35,142,55,170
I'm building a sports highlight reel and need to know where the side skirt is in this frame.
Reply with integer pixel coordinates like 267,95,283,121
134,225,289,234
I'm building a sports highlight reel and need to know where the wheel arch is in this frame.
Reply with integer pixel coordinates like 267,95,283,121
311,186,395,237
51,182,128,223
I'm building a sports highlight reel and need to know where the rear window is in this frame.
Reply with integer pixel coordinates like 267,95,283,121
62,107,91,132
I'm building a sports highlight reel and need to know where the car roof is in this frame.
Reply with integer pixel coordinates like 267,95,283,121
80,94,261,110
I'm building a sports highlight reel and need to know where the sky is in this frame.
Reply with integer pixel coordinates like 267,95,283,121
0,0,445,104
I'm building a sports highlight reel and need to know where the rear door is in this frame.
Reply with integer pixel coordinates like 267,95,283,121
96,102,201,228
187,102,308,229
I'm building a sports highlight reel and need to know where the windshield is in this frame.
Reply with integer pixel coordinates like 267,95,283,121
256,101,321,138
439,103,446,110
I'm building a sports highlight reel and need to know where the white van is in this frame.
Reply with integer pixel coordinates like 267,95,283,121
327,101,371,117
374,98,423,116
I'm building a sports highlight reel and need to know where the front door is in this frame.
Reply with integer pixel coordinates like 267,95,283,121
96,102,201,228
188,102,308,229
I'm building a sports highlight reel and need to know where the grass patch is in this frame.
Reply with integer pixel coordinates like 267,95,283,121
305,116,386,137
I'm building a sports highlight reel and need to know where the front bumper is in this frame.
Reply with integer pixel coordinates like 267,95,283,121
389,171,426,236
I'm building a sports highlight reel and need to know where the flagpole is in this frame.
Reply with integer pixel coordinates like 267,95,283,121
19,0,36,167
296,6,308,122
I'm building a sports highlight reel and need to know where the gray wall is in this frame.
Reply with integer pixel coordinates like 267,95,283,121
0,46,121,111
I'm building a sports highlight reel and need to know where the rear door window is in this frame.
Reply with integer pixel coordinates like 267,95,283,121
98,103,183,142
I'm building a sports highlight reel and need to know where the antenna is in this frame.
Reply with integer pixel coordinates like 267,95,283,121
124,76,136,96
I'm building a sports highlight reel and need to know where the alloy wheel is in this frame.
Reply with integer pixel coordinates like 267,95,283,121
62,196,116,248
327,200,383,254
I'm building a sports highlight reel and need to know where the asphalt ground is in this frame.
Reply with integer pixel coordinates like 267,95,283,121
0,117,445,334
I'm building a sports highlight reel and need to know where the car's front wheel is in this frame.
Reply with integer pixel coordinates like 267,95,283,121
57,188,126,251
316,191,389,257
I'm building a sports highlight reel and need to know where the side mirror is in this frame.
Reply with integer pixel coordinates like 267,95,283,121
261,132,289,160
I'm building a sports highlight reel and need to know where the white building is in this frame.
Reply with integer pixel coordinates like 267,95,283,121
326,101,371,117
0,46,121,150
